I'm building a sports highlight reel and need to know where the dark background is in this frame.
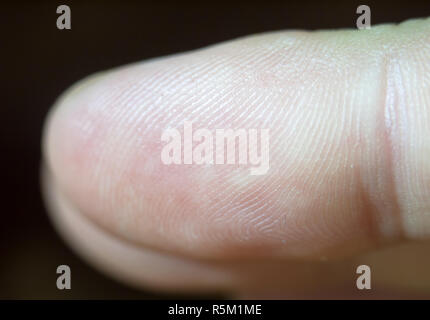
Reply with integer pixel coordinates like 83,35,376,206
1,0,429,299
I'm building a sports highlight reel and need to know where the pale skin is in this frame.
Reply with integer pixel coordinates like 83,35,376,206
42,18,430,298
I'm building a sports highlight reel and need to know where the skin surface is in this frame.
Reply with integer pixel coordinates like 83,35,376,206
42,18,430,298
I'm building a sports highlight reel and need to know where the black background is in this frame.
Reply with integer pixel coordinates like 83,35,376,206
1,0,430,299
